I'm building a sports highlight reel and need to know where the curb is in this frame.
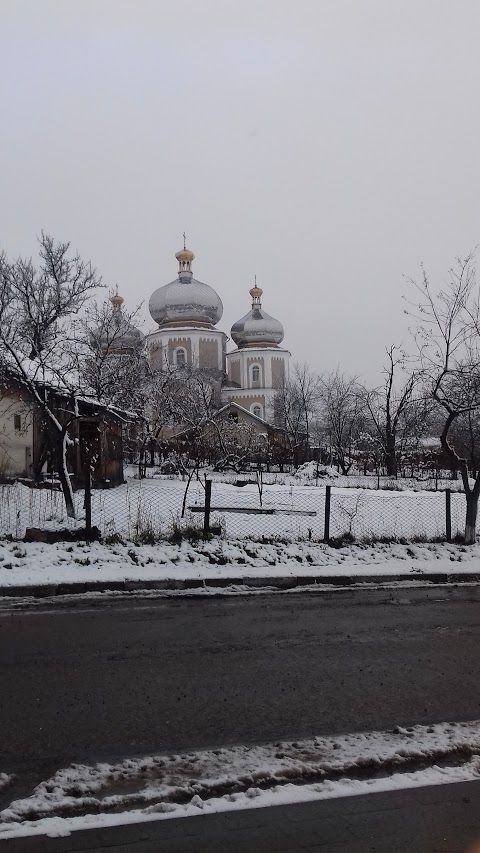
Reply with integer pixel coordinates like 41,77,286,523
1,572,480,598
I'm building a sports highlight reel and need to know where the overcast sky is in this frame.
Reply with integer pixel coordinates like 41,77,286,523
1,0,480,384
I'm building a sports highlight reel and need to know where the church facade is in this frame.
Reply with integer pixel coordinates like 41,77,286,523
146,244,290,424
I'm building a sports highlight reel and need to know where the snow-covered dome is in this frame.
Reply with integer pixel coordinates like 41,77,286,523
149,246,223,328
96,293,144,353
231,285,284,348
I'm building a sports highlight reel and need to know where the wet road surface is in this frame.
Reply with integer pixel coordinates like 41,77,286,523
1,585,479,803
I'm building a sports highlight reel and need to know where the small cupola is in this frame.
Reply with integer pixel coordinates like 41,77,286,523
230,280,284,348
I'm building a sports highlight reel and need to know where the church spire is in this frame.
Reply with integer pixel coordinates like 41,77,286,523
249,276,263,307
175,239,195,276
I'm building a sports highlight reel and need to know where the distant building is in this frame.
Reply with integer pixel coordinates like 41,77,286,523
146,244,291,424
223,283,290,422
147,246,226,380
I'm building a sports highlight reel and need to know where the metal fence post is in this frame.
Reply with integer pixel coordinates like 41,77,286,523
84,462,92,538
203,478,212,538
324,485,331,543
445,488,452,542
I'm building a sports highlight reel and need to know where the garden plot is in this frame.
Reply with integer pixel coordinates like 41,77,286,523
328,488,466,542
0,479,467,542
203,482,465,542
0,480,188,540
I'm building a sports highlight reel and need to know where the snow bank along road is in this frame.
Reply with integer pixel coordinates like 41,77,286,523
2,722,480,842
1,585,479,814
2,540,480,592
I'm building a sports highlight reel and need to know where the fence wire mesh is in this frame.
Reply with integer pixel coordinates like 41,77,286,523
205,481,466,543
0,472,467,544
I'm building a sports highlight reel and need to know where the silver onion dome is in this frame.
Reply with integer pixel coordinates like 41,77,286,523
149,246,223,328
231,285,284,348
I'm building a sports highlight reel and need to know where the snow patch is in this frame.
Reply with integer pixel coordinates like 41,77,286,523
0,539,479,592
1,720,480,838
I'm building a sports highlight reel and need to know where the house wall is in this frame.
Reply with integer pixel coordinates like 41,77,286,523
0,393,33,477
76,412,125,487
99,417,124,486
227,407,266,431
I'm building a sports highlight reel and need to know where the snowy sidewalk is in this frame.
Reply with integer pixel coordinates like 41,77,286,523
2,779,480,852
1,539,480,598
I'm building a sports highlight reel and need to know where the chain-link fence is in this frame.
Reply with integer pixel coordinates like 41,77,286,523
0,474,467,543
194,480,466,543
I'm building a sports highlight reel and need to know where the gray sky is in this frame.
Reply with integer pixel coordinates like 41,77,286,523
1,0,480,384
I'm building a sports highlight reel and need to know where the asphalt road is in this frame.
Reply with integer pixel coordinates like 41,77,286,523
1,585,480,806
5,780,480,853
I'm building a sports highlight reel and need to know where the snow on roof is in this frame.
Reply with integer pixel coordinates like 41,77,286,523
217,401,283,430
0,363,129,420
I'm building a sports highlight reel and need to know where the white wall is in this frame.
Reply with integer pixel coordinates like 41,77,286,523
0,396,33,477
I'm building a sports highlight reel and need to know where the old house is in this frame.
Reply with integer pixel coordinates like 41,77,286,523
0,373,125,487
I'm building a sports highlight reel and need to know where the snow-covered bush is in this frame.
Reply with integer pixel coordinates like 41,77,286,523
294,462,339,481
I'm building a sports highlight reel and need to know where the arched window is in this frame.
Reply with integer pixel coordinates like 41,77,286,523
175,347,186,367
252,404,262,419
251,364,261,387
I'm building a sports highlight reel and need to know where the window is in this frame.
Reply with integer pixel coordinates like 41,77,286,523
251,364,261,387
175,348,186,367
14,414,21,432
252,405,262,418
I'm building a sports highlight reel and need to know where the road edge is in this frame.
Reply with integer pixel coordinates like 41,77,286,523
1,571,480,598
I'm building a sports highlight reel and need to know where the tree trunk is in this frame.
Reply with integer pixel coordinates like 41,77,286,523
465,492,479,544
181,465,198,518
56,437,75,519
385,438,397,477
138,448,146,479
33,441,48,482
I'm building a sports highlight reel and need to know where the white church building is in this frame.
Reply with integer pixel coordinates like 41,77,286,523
146,244,291,424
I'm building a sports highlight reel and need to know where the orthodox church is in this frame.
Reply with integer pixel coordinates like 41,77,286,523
103,243,290,426
146,243,290,424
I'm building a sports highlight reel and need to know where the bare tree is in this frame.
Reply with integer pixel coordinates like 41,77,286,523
318,370,365,475
448,409,480,479
82,301,233,479
131,367,210,477
274,362,321,464
81,296,146,411
364,345,425,477
164,371,267,473
0,234,101,516
407,252,480,543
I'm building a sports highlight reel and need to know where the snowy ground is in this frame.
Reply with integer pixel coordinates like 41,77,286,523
0,539,479,591
1,720,479,839
204,463,467,493
0,476,467,542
